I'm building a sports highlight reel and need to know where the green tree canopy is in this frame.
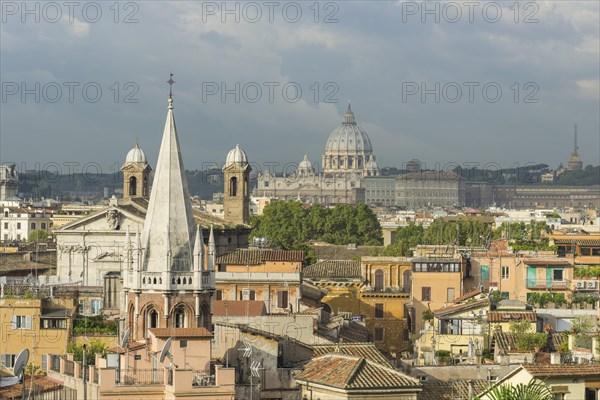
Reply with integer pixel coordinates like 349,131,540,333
250,201,382,249
28,229,49,243
66,339,108,365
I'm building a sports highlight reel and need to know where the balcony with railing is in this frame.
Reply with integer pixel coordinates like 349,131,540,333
216,271,300,283
63,360,74,377
525,279,571,290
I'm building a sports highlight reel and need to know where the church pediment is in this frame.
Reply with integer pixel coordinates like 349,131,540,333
57,206,144,232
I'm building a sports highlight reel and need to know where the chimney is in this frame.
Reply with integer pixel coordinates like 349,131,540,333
550,352,561,365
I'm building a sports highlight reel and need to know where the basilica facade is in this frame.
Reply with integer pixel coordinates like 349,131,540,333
254,104,379,205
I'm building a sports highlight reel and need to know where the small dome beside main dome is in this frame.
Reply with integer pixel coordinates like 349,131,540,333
125,144,147,164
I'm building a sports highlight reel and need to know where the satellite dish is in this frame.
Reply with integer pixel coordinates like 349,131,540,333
159,337,172,364
13,349,29,378
119,328,131,349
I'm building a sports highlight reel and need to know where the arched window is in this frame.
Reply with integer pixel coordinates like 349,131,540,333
230,177,238,197
174,305,185,328
374,269,384,292
244,177,248,196
129,176,137,196
147,308,158,331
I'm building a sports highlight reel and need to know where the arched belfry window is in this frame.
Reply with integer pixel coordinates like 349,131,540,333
174,305,186,328
129,176,137,196
374,269,384,292
230,177,238,197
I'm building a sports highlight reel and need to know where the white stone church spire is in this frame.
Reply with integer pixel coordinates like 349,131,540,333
141,80,195,273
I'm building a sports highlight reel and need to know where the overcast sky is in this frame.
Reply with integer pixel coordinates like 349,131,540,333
1,1,598,175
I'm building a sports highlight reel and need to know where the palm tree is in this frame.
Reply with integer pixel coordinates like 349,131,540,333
477,381,554,400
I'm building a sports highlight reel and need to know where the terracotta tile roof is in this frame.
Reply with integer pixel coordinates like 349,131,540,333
523,259,573,266
420,380,488,400
303,260,362,280
488,311,536,323
295,353,420,390
148,327,212,338
524,364,600,378
300,282,327,301
309,244,384,261
339,321,371,343
109,341,146,354
554,238,600,247
0,376,66,399
434,299,489,317
217,249,304,265
312,343,393,368
212,300,266,317
492,332,564,353
453,289,482,304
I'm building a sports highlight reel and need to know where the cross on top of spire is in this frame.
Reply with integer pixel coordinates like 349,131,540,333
167,73,175,99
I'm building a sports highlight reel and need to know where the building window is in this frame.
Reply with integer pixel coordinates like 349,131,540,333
91,300,101,315
374,269,384,292
1,354,16,368
230,177,238,197
129,176,137,196
41,223,46,230
3,211,7,217
41,318,66,329
16,223,21,229
12,315,32,329
422,287,431,301
3,222,7,229
580,247,591,256
216,290,223,300
375,303,384,318
31,222,36,229
277,290,289,309
180,340,187,348
374,328,384,342
501,266,509,280
447,287,455,302
553,269,563,281
42,354,47,370
149,309,159,329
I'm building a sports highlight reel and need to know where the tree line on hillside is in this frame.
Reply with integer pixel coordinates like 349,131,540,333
17,170,223,200
250,201,383,250
383,219,553,256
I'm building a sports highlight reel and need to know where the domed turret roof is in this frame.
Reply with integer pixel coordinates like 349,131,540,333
225,144,248,166
125,144,147,164
299,154,312,169
325,104,373,154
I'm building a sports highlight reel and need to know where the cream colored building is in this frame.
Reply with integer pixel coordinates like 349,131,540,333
254,104,377,205
0,297,76,368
